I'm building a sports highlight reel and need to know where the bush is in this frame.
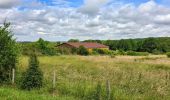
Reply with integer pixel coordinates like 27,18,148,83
71,48,78,54
57,48,72,55
0,22,19,83
126,51,149,56
110,54,116,58
167,52,170,58
93,49,113,55
117,50,126,55
78,46,89,56
21,54,43,90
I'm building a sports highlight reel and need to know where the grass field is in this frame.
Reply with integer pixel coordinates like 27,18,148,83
1,55,170,100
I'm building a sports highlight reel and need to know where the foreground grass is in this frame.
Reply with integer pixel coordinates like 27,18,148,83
0,86,77,100
2,55,170,99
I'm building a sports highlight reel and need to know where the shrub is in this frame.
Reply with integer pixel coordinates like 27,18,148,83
57,48,72,55
93,49,113,55
21,54,43,90
0,22,19,83
110,54,116,58
116,50,126,55
127,51,149,56
71,48,78,54
167,52,170,58
78,46,89,56
89,50,99,55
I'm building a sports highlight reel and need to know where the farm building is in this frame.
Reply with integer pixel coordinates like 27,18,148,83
58,42,109,52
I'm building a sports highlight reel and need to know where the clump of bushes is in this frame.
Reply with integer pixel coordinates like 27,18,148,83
167,52,170,58
126,51,149,56
21,54,43,90
78,46,89,56
92,49,113,55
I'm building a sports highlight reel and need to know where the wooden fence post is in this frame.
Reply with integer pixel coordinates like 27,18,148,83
53,70,56,88
12,68,15,84
52,70,56,96
106,80,111,100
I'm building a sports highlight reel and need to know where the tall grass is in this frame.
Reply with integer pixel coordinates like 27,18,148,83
1,55,170,99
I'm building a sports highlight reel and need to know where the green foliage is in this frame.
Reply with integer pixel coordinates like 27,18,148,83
88,37,170,54
93,49,113,55
141,38,158,53
94,83,102,100
20,38,58,56
71,48,78,54
126,51,149,56
167,52,170,58
117,39,132,51
57,48,72,55
115,50,126,55
68,39,79,42
78,46,89,56
21,54,43,90
35,38,56,56
0,22,19,83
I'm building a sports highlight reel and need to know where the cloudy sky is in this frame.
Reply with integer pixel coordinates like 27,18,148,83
0,0,170,41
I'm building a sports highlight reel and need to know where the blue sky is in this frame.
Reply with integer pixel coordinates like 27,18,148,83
36,0,170,7
0,0,170,41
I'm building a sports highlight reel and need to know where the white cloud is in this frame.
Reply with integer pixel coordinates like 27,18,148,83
78,0,111,15
0,0,170,41
0,0,21,8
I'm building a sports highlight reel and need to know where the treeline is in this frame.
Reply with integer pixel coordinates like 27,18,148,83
20,38,60,56
84,37,170,54
19,37,170,56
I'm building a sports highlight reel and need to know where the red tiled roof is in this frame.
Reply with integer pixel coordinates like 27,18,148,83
63,42,109,49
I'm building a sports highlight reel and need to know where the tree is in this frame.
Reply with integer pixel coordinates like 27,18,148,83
35,38,56,55
117,39,132,51
0,22,19,83
21,54,43,90
141,38,158,53
78,46,89,56
68,39,79,42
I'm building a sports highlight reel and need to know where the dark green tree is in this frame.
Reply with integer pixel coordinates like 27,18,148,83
78,46,89,56
142,38,158,53
0,22,19,83
21,54,43,90
117,39,132,51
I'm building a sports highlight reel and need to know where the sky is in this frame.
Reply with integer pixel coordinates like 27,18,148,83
0,0,170,41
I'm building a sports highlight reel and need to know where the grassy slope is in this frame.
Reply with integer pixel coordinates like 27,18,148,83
1,55,170,100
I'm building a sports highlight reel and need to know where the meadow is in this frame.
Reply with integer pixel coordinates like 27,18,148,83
0,55,170,100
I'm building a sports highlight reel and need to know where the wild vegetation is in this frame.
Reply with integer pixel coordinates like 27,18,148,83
0,22,19,83
1,55,170,100
19,37,170,56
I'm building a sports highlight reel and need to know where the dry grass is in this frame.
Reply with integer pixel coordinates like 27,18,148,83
14,55,170,99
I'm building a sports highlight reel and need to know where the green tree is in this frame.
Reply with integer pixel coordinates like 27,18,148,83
68,39,79,42
142,38,158,53
117,39,132,51
0,22,19,83
35,38,56,55
78,46,89,56
21,54,43,90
